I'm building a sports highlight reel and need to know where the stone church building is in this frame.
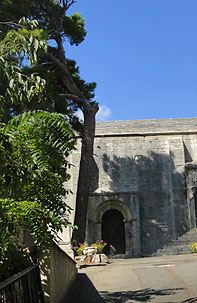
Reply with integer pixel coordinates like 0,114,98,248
62,118,197,258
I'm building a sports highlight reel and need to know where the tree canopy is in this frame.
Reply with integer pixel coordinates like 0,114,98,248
0,0,97,126
0,17,78,280
0,0,99,247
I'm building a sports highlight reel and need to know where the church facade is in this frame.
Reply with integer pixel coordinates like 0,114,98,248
63,118,197,257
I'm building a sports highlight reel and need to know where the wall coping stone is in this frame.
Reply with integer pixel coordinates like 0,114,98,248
95,118,197,136
52,241,77,264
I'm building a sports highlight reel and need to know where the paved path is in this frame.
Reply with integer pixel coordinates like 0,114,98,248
67,254,197,302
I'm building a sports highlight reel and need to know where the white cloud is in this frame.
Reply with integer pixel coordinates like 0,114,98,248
75,109,83,121
96,106,112,121
75,105,112,122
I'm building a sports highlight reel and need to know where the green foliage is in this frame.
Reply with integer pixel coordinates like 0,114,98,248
0,17,77,278
68,59,96,100
73,243,88,256
0,17,47,63
0,1,96,128
0,197,68,281
0,0,98,276
0,17,47,122
0,111,76,202
74,240,107,256
0,0,31,25
0,111,76,279
0,199,69,250
0,198,32,282
0,0,86,46
91,240,107,254
63,13,86,45
190,242,197,253
0,243,33,282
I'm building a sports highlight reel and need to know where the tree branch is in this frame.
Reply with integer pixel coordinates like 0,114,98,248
59,93,99,113
58,0,76,30
59,93,84,105
45,51,83,97
45,28,98,114
62,0,76,10
0,21,23,28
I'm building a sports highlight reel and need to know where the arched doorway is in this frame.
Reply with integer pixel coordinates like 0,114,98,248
102,209,125,255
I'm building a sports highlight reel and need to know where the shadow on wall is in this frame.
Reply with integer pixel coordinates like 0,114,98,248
90,151,189,256
101,151,184,195
38,242,77,303
38,249,51,303
89,157,99,193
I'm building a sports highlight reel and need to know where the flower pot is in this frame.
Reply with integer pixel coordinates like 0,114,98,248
83,246,97,255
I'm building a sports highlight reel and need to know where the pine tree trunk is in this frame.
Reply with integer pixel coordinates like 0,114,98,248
46,37,99,245
72,103,98,244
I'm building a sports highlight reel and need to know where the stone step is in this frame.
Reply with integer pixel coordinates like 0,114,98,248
153,228,197,257
177,235,197,240
169,240,195,246
154,247,193,256
159,244,191,250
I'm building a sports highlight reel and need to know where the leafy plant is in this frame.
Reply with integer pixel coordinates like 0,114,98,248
190,242,197,253
91,240,107,254
0,111,75,246
0,244,33,282
73,243,88,256
0,111,76,201
0,2,99,245
0,199,33,282
0,17,47,123
0,111,76,279
74,240,107,256
0,16,77,280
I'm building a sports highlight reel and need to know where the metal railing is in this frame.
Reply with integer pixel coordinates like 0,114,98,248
0,263,45,303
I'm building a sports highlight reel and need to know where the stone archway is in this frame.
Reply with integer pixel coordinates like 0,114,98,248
90,198,141,257
102,209,125,255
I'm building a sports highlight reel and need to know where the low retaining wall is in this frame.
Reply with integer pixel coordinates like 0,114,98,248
38,242,77,303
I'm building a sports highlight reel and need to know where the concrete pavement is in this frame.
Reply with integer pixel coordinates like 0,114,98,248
66,254,197,302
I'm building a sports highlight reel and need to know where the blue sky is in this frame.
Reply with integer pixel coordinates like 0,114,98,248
66,1,197,121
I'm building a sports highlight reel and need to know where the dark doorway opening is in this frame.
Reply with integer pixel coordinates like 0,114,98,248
102,209,125,255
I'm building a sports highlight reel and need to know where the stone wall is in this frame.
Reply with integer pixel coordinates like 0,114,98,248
91,144,181,253
63,118,197,257
38,242,77,303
